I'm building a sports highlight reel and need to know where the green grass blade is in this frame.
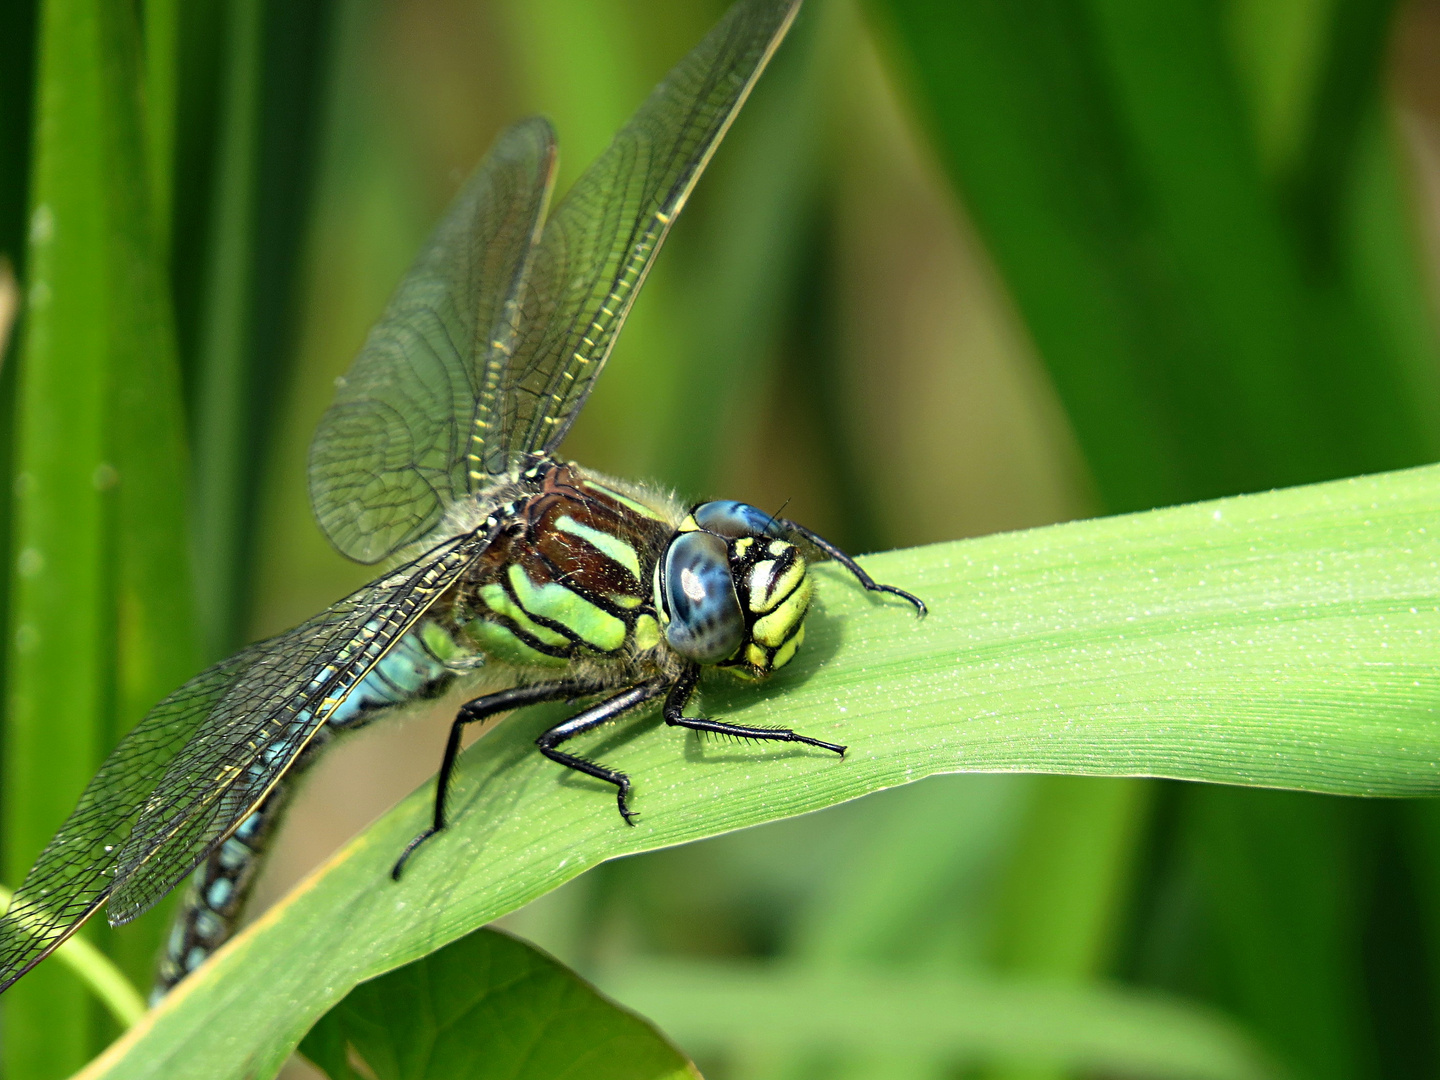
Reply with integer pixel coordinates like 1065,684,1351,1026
1223,0,1332,179
1278,0,1396,264
7,0,126,1071
1184,787,1366,1080
596,959,1283,1080
987,777,1150,976
654,0,829,498
75,463,1440,1079
5,0,194,1067
189,0,263,660
100,0,197,1008
188,0,335,658
141,0,179,253
299,927,698,1080
0,884,146,1031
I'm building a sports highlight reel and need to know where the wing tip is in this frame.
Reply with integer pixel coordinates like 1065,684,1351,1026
0,891,113,997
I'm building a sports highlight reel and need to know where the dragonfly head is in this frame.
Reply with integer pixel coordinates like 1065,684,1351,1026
654,501,813,680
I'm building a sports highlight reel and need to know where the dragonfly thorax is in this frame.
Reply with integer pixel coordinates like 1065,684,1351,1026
446,462,677,670
655,500,813,681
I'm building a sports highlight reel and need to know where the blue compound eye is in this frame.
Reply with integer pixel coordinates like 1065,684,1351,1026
661,531,744,663
692,500,782,538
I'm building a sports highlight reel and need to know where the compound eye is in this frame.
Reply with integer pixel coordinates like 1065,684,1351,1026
692,500,781,538
661,531,744,663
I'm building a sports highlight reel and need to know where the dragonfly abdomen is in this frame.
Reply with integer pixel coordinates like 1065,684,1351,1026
150,741,315,999
326,620,462,731
152,621,465,996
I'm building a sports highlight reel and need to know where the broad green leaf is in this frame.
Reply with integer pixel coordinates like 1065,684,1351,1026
77,462,1440,1078
299,927,697,1080
596,958,1282,1080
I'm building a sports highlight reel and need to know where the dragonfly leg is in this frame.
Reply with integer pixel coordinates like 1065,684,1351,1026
662,663,846,755
535,679,670,826
776,518,927,616
392,679,602,880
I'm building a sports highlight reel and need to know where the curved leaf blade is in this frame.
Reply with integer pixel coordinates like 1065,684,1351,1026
80,463,1440,1079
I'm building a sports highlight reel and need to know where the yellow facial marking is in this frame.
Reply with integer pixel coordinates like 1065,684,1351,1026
772,624,804,671
753,575,813,648
748,561,776,608
746,643,769,670
749,559,805,614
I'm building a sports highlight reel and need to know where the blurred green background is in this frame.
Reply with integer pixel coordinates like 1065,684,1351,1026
4,0,1440,1077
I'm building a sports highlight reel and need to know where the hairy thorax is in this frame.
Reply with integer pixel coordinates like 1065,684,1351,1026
429,461,688,684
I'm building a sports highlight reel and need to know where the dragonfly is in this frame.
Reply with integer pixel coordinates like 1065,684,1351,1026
0,0,923,1001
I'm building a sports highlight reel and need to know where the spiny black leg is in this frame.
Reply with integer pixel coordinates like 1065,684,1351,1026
392,679,602,880
535,680,669,825
777,518,927,616
663,664,846,756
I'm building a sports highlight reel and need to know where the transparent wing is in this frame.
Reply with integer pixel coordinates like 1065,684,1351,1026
0,650,260,993
0,533,486,990
486,0,800,472
309,118,556,564
108,530,488,923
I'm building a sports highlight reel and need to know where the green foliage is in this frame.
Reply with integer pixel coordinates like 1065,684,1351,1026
300,927,697,1080
4,0,193,1073
871,3,1440,1078
4,0,1440,1078
601,959,1281,1080
875,0,1440,512
72,464,1440,1077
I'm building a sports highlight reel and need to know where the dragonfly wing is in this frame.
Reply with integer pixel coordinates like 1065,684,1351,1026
310,118,556,564
0,648,262,993
106,529,488,924
0,530,487,992
489,0,800,472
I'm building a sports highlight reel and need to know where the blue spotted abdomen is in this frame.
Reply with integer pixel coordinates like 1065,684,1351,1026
326,622,462,729
152,623,462,997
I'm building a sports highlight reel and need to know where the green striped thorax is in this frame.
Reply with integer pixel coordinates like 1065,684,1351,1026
655,500,813,681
